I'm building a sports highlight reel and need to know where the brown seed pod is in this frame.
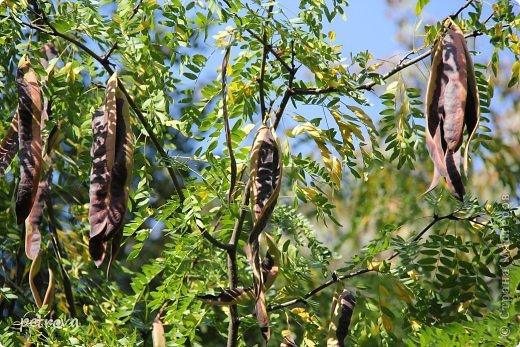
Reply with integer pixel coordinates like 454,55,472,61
152,318,166,347
0,114,19,175
280,335,298,347
16,57,43,224
89,71,133,268
425,18,479,200
327,289,356,347
247,124,282,342
198,287,256,306
29,251,55,309
249,125,282,234
25,125,62,260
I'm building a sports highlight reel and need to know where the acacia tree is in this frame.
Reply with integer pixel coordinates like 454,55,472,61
0,0,519,346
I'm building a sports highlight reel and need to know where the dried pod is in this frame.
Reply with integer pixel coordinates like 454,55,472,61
16,57,43,224
259,232,280,290
247,124,282,342
249,125,282,236
0,114,19,175
198,287,255,306
425,18,479,200
152,318,166,347
29,252,55,309
89,71,133,268
280,335,298,347
89,108,111,265
25,125,61,260
39,42,57,127
327,289,356,347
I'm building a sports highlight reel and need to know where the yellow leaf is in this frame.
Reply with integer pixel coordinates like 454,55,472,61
458,300,471,312
241,123,255,135
328,31,336,42
367,61,384,71
347,105,376,130
331,156,342,187
382,314,393,332
368,261,381,271
410,319,421,331
378,285,390,298
300,187,318,201
407,269,418,280
394,282,413,303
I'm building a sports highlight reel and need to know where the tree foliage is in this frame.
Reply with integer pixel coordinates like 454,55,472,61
0,0,519,346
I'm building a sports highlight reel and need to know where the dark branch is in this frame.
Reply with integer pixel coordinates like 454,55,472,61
273,41,297,130
450,0,475,19
259,5,274,122
226,179,251,347
102,0,143,62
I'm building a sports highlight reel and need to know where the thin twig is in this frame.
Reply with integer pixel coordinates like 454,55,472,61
0,269,34,304
273,41,296,130
222,45,237,206
259,5,274,122
102,0,143,62
268,212,479,312
292,28,488,96
102,43,118,62
450,0,475,19
226,179,251,347
222,0,293,73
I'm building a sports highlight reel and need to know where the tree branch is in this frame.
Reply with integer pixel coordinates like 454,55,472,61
451,0,475,19
221,0,293,74
226,179,251,347
102,0,143,62
273,42,297,130
259,5,274,122
268,212,477,312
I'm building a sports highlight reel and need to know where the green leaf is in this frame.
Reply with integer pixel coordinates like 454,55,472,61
415,0,430,16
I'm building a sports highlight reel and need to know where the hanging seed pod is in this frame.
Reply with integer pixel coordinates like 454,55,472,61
29,252,55,309
327,289,356,347
247,124,282,342
249,125,282,236
15,57,43,224
425,18,479,200
0,114,19,175
152,318,166,347
89,107,110,265
25,125,62,260
280,335,298,347
89,71,133,268
259,232,280,290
